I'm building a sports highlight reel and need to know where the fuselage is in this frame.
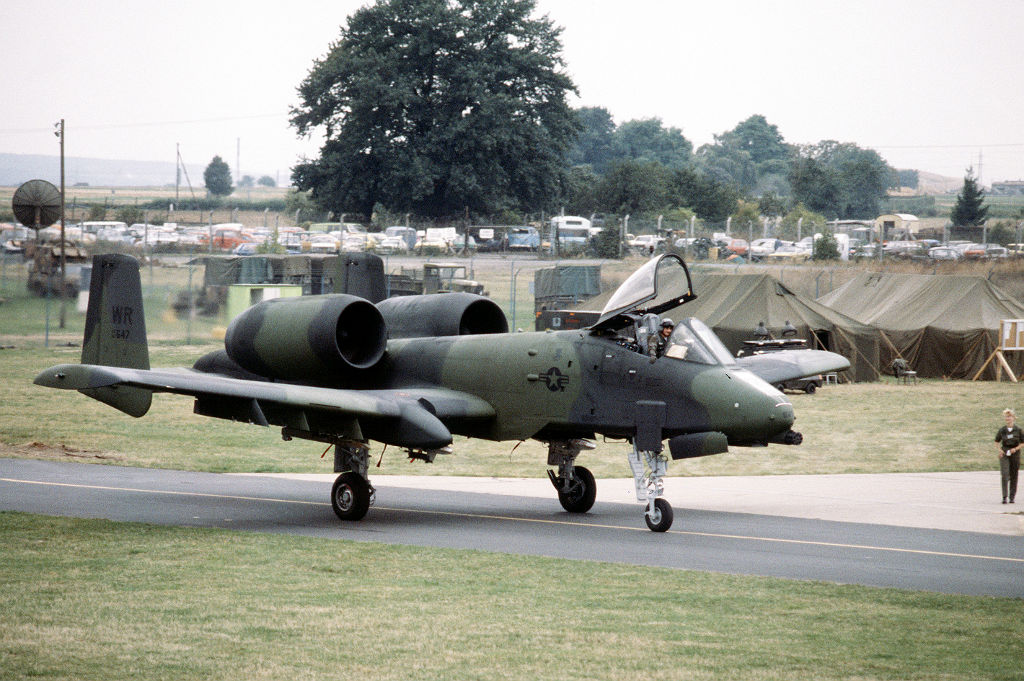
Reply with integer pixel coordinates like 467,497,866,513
380,328,794,446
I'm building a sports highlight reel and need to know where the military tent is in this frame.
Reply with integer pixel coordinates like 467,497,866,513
681,273,880,382
816,273,1024,379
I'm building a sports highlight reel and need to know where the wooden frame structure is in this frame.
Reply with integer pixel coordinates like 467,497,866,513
973,319,1023,382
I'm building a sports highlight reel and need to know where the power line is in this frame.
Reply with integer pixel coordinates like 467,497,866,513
0,112,290,135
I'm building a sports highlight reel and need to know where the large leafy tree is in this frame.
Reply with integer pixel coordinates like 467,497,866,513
951,167,989,227
290,0,579,219
203,156,233,197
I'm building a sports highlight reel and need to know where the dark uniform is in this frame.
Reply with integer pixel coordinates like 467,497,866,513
995,423,1022,503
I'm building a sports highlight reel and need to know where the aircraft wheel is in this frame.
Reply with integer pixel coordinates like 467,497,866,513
557,465,596,513
804,383,817,394
645,497,673,532
331,472,371,521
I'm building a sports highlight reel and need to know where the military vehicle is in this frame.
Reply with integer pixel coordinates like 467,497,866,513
25,241,89,297
386,263,484,296
35,254,847,531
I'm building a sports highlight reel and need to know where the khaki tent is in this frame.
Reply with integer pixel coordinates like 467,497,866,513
681,273,880,382
817,273,1024,379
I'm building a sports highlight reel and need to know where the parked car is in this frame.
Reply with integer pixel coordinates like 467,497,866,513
308,234,340,254
375,235,409,255
749,238,782,260
928,246,961,261
725,238,749,256
630,234,665,254
776,374,823,394
507,226,540,251
960,243,989,259
765,246,809,263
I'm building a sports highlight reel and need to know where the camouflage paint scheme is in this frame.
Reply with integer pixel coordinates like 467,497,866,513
34,253,848,530
35,253,811,454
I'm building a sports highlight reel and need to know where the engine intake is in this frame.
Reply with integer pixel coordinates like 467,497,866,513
225,294,387,380
376,293,508,338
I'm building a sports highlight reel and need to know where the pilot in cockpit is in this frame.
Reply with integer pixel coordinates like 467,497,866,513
647,318,674,361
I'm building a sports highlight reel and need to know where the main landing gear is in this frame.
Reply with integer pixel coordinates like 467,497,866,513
331,442,374,521
547,439,597,514
627,442,674,532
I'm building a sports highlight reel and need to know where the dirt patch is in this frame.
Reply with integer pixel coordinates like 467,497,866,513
0,441,121,463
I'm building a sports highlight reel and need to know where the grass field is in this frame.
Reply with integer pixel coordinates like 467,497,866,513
2,512,1021,681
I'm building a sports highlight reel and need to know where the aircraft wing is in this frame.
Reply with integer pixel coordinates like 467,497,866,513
733,349,850,385
34,363,494,450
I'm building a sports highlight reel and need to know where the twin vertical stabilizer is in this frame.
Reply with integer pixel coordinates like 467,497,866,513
78,254,152,416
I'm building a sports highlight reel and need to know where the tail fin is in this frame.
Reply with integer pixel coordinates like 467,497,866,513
79,254,152,416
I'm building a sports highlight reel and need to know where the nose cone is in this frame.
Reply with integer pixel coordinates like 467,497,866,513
693,368,795,444
772,398,795,431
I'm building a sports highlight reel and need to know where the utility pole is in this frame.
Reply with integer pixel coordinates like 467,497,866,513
55,118,66,328
176,142,181,203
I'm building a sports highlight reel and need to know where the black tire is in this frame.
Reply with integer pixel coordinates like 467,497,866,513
804,383,817,394
644,497,674,532
331,472,371,521
556,465,597,514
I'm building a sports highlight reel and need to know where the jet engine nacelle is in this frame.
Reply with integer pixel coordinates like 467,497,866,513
376,292,508,338
225,294,387,380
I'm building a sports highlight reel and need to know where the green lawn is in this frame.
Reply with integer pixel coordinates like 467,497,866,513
1,512,1020,681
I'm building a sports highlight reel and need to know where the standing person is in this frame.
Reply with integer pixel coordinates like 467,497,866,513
995,408,1022,504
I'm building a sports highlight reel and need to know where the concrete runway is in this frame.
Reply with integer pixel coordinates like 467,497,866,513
2,458,1022,598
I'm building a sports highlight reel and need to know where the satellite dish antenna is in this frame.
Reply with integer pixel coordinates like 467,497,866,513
12,179,62,229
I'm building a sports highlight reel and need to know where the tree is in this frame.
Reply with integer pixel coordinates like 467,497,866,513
596,160,671,214
789,142,890,219
612,118,692,170
951,167,989,227
568,106,620,171
290,0,579,219
203,156,233,197
257,176,276,188
696,115,790,193
668,167,739,223
812,230,840,260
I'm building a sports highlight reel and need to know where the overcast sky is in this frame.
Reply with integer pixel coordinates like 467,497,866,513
3,0,1023,185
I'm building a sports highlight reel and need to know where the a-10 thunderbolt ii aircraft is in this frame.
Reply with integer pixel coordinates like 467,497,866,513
35,253,848,531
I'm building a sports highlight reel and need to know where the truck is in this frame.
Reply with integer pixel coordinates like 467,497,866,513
385,263,484,296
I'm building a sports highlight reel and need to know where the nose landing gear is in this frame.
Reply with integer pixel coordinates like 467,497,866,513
628,443,674,532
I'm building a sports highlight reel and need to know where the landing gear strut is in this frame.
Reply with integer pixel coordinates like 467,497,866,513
628,442,674,532
331,442,374,521
547,439,597,514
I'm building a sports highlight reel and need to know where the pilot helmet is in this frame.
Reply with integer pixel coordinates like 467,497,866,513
660,318,674,328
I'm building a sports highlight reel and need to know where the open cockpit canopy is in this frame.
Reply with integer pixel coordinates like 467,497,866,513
591,254,696,332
